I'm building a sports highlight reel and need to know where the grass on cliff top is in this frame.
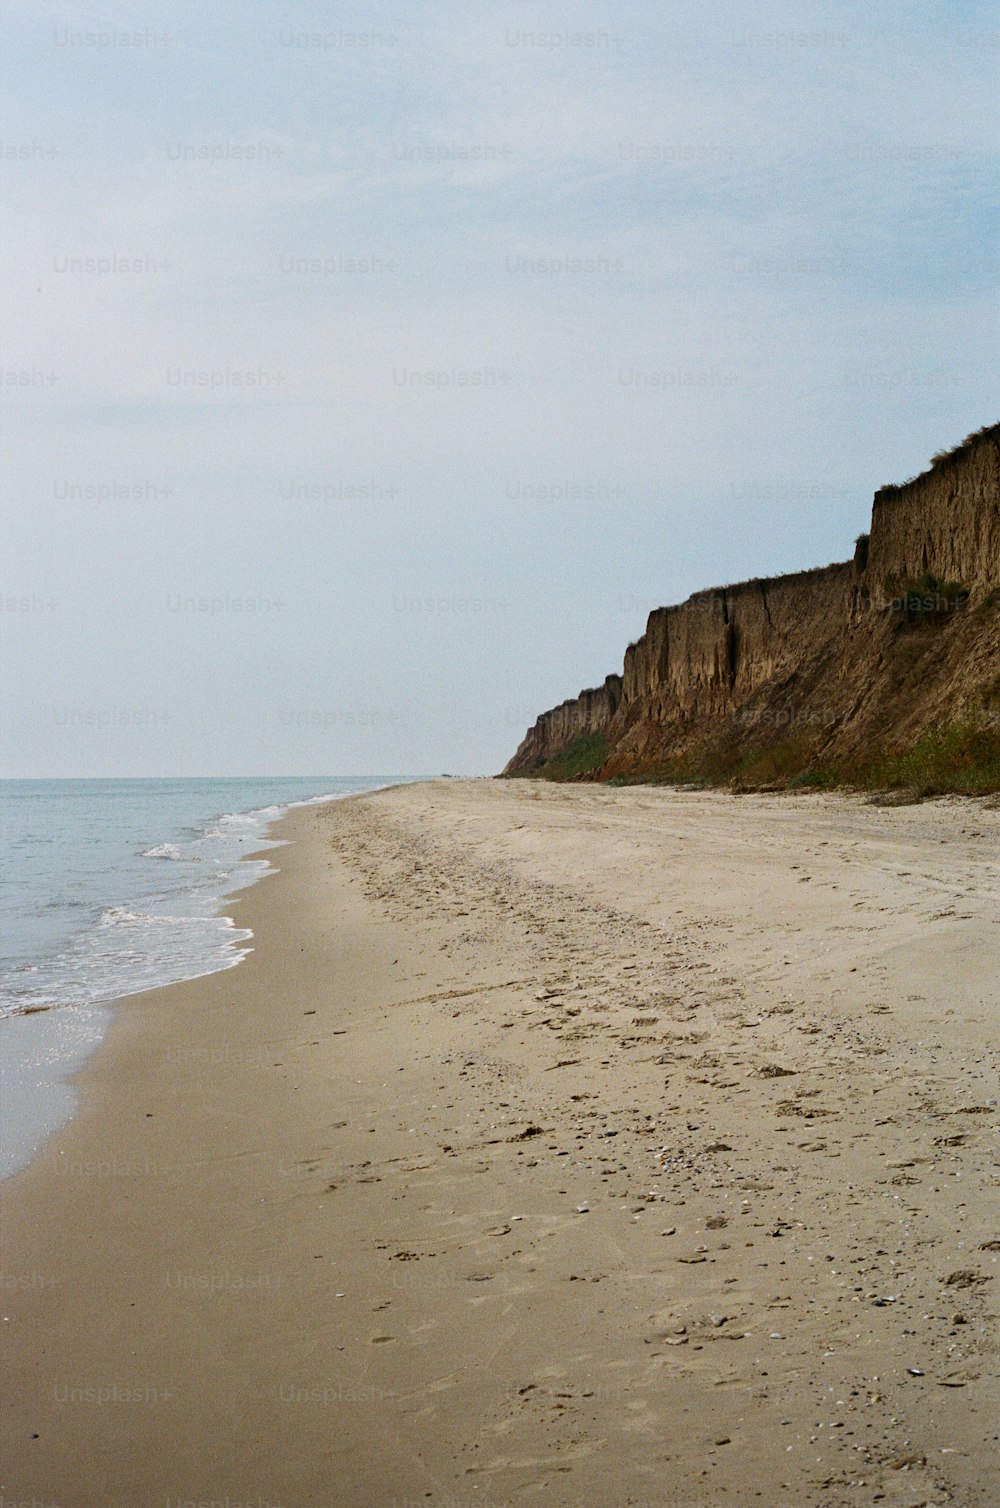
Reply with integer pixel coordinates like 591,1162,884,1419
878,420,999,493
513,731,609,782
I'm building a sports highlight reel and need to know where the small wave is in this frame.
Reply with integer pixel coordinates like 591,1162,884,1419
5,908,256,1015
141,843,192,861
99,907,221,930
219,805,281,825
98,907,150,927
98,906,133,926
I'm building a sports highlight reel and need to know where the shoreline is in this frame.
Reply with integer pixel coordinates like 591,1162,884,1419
0,778,406,1181
1,780,997,1506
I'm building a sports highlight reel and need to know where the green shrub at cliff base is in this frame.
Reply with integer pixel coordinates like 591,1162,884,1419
530,731,609,781
603,735,827,790
858,722,1000,796
785,766,841,790
508,756,546,777
722,734,828,788
725,724,1000,795
603,723,1000,796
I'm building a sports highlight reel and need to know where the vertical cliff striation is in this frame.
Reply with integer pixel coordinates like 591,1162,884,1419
865,429,1000,601
506,675,622,771
504,424,1000,786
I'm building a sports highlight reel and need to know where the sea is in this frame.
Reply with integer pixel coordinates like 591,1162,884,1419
0,776,415,1179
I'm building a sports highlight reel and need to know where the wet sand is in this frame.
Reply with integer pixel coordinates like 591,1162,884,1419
1,779,997,1507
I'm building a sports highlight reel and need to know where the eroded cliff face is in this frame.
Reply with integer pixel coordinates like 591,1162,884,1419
507,675,622,770
504,425,1000,781
866,437,1000,602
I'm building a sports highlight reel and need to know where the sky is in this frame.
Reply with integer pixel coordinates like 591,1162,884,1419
1,0,997,777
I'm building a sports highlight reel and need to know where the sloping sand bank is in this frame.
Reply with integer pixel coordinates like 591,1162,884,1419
1,780,997,1507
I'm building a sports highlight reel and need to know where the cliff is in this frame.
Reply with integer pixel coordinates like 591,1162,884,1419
504,424,1000,791
866,431,1000,599
507,675,622,772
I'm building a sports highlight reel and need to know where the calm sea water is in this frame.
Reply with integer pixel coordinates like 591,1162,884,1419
0,776,415,1177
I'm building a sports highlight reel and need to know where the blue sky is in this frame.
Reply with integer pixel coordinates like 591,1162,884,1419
2,0,997,775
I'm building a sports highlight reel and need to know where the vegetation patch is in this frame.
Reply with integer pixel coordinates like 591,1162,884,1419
510,714,1000,797
786,766,841,789
519,731,609,782
854,722,1000,797
883,571,970,624
571,721,1000,797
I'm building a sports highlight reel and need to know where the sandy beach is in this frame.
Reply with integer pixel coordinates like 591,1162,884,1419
1,779,997,1508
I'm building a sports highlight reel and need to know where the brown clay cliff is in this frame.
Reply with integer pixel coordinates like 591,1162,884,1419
504,424,1000,789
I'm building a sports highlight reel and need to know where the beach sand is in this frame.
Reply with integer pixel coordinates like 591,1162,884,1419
1,779,997,1508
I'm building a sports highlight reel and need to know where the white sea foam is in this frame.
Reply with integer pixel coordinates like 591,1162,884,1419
3,905,257,1017
141,843,191,860
98,906,145,926
0,776,416,1173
